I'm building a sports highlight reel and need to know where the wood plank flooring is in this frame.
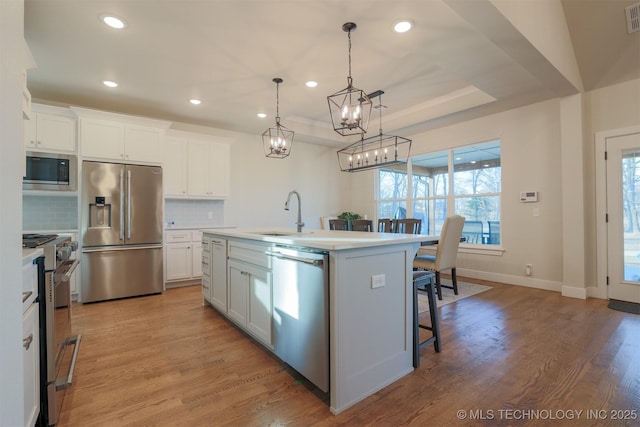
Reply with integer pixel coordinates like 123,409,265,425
58,279,640,426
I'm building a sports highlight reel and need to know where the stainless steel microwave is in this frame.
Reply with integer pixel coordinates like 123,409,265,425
23,152,77,191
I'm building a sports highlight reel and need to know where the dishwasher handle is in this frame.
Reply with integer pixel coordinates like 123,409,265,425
266,250,324,267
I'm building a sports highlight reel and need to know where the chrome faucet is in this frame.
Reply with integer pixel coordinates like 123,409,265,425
285,190,304,233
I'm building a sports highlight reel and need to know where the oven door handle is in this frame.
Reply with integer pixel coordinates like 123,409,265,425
56,334,82,391
53,259,80,282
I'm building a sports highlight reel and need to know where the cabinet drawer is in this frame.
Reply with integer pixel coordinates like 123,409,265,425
191,230,203,242
166,230,192,243
228,240,271,269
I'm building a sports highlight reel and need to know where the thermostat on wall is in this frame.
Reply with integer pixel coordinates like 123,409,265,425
520,191,538,202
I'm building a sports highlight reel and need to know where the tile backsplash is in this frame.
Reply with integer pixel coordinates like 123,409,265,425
23,195,78,231
23,195,224,231
164,199,224,227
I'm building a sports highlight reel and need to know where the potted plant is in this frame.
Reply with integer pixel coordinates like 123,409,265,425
337,211,362,221
337,211,363,230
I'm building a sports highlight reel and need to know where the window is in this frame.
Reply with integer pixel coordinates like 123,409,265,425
377,140,501,245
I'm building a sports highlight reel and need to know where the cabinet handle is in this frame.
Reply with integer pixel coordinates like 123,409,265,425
23,334,33,350
202,284,209,289
22,291,33,303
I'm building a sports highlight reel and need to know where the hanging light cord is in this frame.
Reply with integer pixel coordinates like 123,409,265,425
378,94,383,134
275,80,281,125
347,28,353,86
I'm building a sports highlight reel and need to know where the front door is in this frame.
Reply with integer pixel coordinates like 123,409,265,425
606,131,640,304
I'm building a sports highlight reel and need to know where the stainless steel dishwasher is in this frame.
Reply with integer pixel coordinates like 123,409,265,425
268,245,329,392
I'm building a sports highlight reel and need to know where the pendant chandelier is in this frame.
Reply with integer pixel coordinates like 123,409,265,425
337,90,412,172
327,22,372,136
262,77,294,159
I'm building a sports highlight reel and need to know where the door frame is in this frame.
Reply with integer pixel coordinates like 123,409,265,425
595,125,640,299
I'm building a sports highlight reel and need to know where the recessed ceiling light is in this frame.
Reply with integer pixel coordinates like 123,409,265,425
257,113,267,118
100,14,127,30
393,20,413,33
189,99,201,105
103,80,118,88
305,81,318,88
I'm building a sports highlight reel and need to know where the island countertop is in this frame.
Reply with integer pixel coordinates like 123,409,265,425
201,227,433,251
201,226,426,414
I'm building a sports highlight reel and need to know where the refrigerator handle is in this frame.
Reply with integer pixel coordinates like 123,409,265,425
119,169,124,240
127,169,132,239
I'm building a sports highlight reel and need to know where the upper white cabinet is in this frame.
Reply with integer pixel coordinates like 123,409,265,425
24,107,76,153
73,107,170,164
162,131,231,199
79,119,164,163
162,136,188,196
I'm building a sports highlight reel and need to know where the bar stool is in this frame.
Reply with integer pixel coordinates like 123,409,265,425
413,271,441,368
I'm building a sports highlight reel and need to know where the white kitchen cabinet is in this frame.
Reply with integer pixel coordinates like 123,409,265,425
187,139,230,199
22,256,40,427
166,241,192,281
165,230,204,286
22,303,39,427
161,136,188,196
24,111,76,153
227,241,272,347
192,240,203,277
79,118,163,163
201,237,212,302
210,237,227,312
162,132,231,199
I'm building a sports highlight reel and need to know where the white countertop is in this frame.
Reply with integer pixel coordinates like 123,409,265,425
202,227,433,251
22,247,44,263
165,225,231,231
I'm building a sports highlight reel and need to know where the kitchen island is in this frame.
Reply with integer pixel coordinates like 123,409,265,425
202,227,430,414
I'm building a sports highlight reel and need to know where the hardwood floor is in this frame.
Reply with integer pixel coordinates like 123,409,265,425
58,279,640,426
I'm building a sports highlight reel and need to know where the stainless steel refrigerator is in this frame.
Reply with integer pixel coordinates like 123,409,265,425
80,161,163,303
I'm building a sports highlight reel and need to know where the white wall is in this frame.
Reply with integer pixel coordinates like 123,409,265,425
1,0,27,424
404,99,565,288
168,121,344,230
350,79,640,296
225,133,343,229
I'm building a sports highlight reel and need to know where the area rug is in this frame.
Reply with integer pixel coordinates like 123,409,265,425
417,279,491,313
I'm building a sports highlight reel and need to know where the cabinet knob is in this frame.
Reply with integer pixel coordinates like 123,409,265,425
23,334,33,350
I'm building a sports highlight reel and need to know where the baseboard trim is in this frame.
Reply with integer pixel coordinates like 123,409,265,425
561,285,587,300
437,269,608,300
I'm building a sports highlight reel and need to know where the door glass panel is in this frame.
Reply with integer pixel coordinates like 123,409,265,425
622,150,640,282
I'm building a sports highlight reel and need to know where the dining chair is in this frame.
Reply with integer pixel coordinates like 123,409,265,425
393,218,422,234
350,219,373,232
328,219,349,231
413,215,465,300
377,218,393,233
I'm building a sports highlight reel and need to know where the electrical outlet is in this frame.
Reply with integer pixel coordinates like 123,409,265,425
525,264,532,276
371,274,385,289
207,211,213,219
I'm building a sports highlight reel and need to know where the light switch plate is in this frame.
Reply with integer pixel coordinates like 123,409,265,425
371,274,385,289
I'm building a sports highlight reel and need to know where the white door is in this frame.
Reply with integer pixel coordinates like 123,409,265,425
606,131,640,304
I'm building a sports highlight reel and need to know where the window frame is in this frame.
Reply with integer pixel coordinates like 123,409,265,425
375,140,504,254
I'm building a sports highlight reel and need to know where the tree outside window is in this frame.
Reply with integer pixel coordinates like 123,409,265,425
377,140,501,245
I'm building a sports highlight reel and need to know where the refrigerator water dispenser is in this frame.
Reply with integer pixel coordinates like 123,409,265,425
89,196,112,229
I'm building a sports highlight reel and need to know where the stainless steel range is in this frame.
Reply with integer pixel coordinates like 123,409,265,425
23,234,81,426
